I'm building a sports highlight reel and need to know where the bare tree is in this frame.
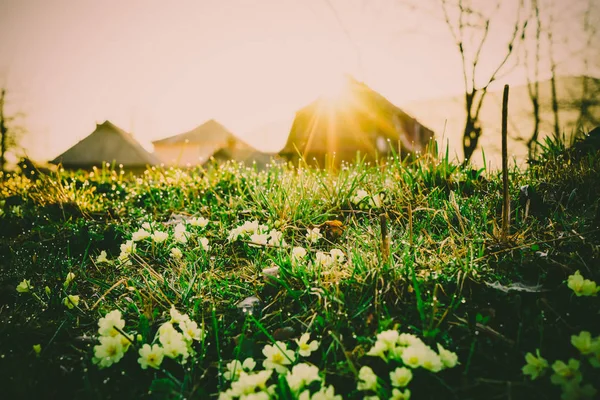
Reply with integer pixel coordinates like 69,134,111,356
575,0,600,129
524,0,542,158
0,88,25,175
546,1,561,139
440,0,528,163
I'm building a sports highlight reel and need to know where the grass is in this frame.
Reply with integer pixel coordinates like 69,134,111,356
1,137,599,399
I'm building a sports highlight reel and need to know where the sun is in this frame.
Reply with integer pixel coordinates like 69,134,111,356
318,73,352,106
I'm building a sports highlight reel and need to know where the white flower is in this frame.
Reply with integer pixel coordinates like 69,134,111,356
352,189,369,205
397,333,423,347
189,216,209,228
250,232,269,247
16,279,32,293
223,358,256,381
377,330,399,350
267,229,287,247
357,366,378,391
138,344,164,370
98,310,125,337
120,240,136,256
292,247,307,262
286,363,321,392
420,346,443,372
230,370,273,396
437,343,459,369
310,385,342,400
314,252,333,268
174,223,189,244
92,335,125,368
158,322,189,359
96,250,110,264
64,272,76,287
329,249,345,263
63,294,80,309
152,231,169,243
199,237,210,251
170,247,183,259
366,340,388,359
295,333,320,357
169,306,191,324
401,345,424,369
390,388,411,400
132,228,151,242
180,319,205,342
306,228,323,243
262,341,295,373
389,367,412,387
141,222,152,230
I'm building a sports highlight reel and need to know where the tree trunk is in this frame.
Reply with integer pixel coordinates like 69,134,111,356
463,91,481,163
0,89,7,175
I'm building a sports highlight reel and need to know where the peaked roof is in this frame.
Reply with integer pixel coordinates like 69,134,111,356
50,120,159,167
152,119,235,145
279,75,434,155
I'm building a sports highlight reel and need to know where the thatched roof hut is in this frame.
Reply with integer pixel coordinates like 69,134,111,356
50,120,159,171
279,76,434,166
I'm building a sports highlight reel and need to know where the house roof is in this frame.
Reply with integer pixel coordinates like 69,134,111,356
152,119,235,145
279,75,434,156
50,120,159,167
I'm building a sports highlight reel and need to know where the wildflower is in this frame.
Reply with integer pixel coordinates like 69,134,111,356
223,358,256,381
92,335,125,368
292,247,307,262
170,247,183,259
397,333,423,347
437,343,459,368
152,231,169,243
63,294,80,309
295,333,319,357
377,330,400,350
420,347,443,372
249,232,268,247
33,344,42,357
180,319,205,342
158,323,189,359
44,286,51,296
189,216,209,228
267,229,287,247
16,279,32,293
314,252,333,268
366,340,389,359
199,237,210,251
63,272,76,287
138,344,164,370
262,341,295,373
352,189,369,205
174,223,189,244
98,310,125,337
389,367,412,387
169,306,191,324
567,271,599,296
390,388,411,400
286,363,321,392
142,222,152,230
96,250,109,264
310,385,342,400
329,249,345,263
401,345,426,369
120,240,136,256
571,331,594,355
550,359,582,387
357,366,378,391
230,370,273,396
306,227,323,243
132,228,151,241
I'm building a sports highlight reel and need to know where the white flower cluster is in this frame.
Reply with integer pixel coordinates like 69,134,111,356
228,220,287,247
218,333,341,400
92,310,133,368
313,249,345,269
351,189,385,209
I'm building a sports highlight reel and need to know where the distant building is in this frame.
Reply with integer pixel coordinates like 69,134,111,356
279,76,434,166
50,120,159,171
152,119,270,167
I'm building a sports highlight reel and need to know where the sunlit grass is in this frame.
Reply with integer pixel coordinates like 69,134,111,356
1,138,599,399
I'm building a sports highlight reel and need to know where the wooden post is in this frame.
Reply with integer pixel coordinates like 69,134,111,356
501,85,510,241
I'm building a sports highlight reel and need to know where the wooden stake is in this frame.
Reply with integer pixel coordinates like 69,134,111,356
380,213,390,262
501,84,510,241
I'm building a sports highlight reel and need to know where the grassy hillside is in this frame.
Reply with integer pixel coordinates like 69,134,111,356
1,140,599,399
404,76,600,167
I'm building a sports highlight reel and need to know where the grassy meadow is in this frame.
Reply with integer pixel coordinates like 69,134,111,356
1,138,599,400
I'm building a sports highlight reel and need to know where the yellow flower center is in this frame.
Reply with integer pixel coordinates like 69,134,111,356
272,353,284,363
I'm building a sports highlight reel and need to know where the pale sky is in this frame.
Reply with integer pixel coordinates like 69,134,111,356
0,0,593,162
